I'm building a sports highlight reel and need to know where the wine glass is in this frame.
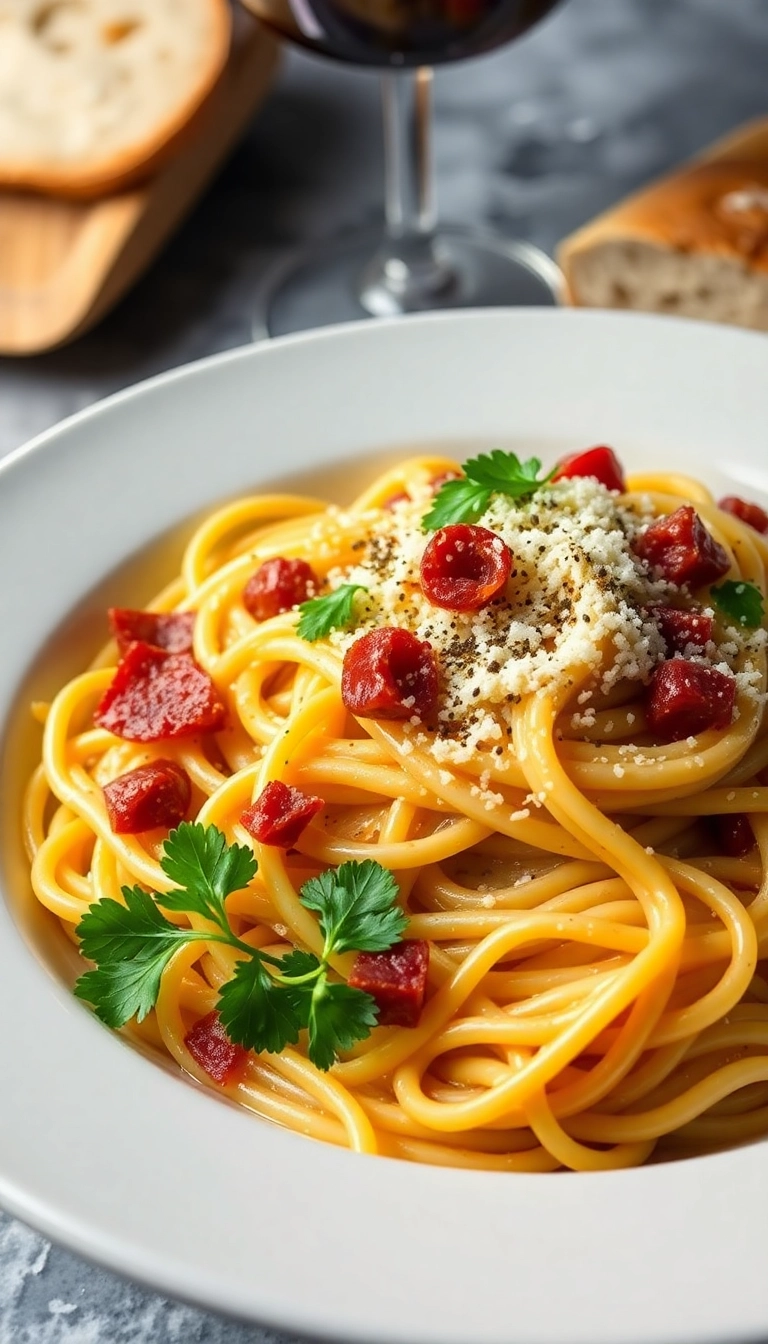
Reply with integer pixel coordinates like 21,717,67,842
242,0,566,337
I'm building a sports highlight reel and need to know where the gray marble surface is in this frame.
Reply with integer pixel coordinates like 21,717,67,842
2,0,768,1339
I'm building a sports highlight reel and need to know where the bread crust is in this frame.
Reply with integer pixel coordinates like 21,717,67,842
0,0,232,199
559,117,768,297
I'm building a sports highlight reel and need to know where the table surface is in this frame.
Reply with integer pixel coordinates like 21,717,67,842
2,0,768,1339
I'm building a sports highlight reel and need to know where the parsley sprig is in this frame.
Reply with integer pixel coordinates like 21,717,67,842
422,450,555,531
297,583,368,641
710,579,765,630
74,823,407,1071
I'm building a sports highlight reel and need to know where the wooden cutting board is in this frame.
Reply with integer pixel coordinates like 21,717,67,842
0,16,280,356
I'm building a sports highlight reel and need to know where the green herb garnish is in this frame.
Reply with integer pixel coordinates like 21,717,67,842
297,583,368,641
710,579,765,630
422,450,555,531
74,823,406,1071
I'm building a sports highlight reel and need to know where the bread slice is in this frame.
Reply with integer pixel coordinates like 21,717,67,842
558,119,768,330
0,0,231,198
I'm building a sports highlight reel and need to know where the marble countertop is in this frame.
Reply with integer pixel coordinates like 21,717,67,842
2,0,768,1339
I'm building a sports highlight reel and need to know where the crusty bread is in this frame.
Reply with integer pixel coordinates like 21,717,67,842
0,0,231,198
558,119,768,330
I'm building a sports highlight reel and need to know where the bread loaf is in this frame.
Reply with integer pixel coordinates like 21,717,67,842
558,119,768,330
0,0,231,197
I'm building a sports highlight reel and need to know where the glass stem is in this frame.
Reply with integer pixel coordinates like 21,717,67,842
358,67,456,314
382,67,436,242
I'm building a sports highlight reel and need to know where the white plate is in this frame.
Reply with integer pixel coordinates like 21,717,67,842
1,310,768,1344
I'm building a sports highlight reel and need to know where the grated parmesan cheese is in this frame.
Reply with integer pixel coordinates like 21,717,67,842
327,473,766,766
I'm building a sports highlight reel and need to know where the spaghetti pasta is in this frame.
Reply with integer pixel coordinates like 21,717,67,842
23,450,768,1171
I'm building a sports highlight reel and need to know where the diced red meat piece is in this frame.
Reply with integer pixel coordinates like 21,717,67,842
184,1010,249,1085
109,608,195,655
102,758,191,833
243,557,318,620
420,524,512,612
650,605,713,653
348,940,430,1028
633,506,730,588
552,445,626,492
95,641,226,742
341,628,438,722
718,496,768,535
645,660,736,741
240,780,324,848
709,813,756,858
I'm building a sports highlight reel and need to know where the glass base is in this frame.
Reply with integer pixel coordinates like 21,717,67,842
251,226,563,340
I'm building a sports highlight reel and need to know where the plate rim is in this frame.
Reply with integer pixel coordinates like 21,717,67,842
2,308,768,1344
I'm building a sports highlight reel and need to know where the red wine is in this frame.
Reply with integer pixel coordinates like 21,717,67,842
241,0,561,67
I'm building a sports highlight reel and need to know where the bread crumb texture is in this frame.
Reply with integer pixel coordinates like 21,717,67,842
566,237,768,331
559,125,768,331
0,0,230,192
328,476,766,765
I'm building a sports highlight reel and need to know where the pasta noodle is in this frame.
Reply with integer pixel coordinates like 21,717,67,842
22,451,768,1172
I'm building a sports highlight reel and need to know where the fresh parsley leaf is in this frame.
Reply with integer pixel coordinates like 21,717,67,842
74,887,191,1027
76,885,185,967
465,450,553,495
300,859,406,957
297,584,368,641
159,822,257,923
422,450,554,531
277,948,324,981
710,579,765,629
421,477,494,530
217,956,303,1055
304,980,378,1072
74,829,408,1070
75,957,175,1029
